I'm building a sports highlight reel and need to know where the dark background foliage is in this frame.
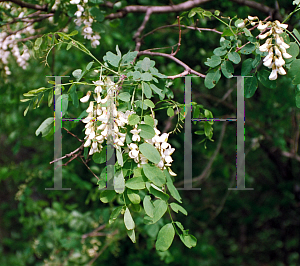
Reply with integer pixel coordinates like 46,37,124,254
0,0,299,265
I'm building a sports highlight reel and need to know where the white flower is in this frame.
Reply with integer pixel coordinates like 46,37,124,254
248,16,258,21
86,101,94,113
278,66,286,75
257,21,271,31
263,56,273,68
70,0,80,4
84,138,91,147
80,91,91,102
237,21,245,28
269,67,278,80
259,38,272,52
128,143,139,159
274,56,285,67
130,126,141,142
168,167,177,176
275,20,288,29
258,31,271,39
282,51,292,59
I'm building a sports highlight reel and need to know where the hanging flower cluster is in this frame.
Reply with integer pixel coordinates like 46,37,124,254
238,16,292,80
0,3,33,75
69,0,101,48
80,75,177,176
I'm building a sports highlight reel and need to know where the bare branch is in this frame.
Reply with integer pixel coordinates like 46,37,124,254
134,8,152,51
79,156,100,181
138,50,205,78
230,0,283,20
105,0,210,19
49,144,84,164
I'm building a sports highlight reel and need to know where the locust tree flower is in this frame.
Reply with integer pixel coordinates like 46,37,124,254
80,91,91,102
130,126,141,142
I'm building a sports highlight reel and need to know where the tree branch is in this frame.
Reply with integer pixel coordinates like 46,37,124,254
3,0,47,11
230,0,283,20
134,8,152,51
137,50,206,78
105,0,210,19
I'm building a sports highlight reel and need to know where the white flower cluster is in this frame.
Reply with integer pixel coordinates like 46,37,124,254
0,23,33,75
70,0,101,48
80,76,129,155
80,76,177,176
238,16,292,80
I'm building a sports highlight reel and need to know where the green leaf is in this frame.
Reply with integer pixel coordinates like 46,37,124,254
148,183,170,201
139,143,161,164
86,61,94,70
167,107,174,117
244,76,258,98
204,69,221,89
109,206,123,224
35,117,54,137
150,84,163,97
153,199,168,223
72,69,82,80
296,92,300,108
240,43,256,55
127,229,136,243
66,42,73,50
141,57,151,71
170,202,187,215
104,51,121,67
143,195,154,218
252,54,261,68
124,207,135,230
48,90,53,107
126,189,141,204
118,92,131,102
114,170,125,194
243,28,252,37
141,72,153,81
144,115,154,127
137,124,155,139
228,52,241,64
289,59,300,85
69,84,78,108
34,37,43,50
164,169,182,203
92,147,107,164
204,55,221,68
121,51,138,65
126,176,146,189
213,47,227,56
143,83,152,98
128,114,140,125
155,223,175,251
143,99,155,108
100,190,116,203
285,42,299,64
179,234,197,248
221,61,234,78
142,164,166,186
222,28,234,37
257,69,277,89
293,28,300,41
241,58,253,76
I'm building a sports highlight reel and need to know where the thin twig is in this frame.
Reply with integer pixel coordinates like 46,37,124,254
79,156,100,181
171,16,182,56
